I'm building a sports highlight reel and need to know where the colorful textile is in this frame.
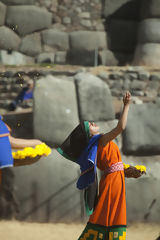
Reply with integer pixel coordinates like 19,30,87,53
77,134,101,189
89,141,126,227
0,116,13,169
78,222,126,240
103,162,124,175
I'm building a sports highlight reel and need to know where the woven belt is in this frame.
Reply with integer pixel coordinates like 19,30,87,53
103,162,124,175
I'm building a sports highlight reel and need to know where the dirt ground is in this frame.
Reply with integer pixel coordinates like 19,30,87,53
0,221,159,240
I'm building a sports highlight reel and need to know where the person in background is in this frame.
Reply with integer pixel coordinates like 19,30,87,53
8,79,33,111
0,115,42,184
57,92,131,240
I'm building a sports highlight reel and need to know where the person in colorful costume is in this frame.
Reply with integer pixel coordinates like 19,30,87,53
57,92,131,240
0,115,42,184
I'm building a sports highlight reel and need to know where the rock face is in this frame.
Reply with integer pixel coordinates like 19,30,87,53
140,0,160,18
0,26,21,50
6,6,52,36
138,19,160,43
123,155,160,222
0,2,6,26
123,103,160,155
75,72,115,121
33,75,79,146
103,0,139,19
19,33,42,57
133,0,160,66
69,31,108,51
42,30,69,51
133,43,160,66
0,50,34,65
1,0,35,5
12,150,82,223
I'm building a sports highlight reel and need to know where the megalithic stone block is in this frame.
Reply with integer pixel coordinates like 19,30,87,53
75,72,115,121
6,6,52,36
33,75,79,146
123,103,160,155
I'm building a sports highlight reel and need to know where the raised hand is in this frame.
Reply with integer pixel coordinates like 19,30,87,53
123,91,131,106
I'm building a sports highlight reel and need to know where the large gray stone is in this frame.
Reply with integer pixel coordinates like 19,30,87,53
133,43,160,66
107,19,138,53
55,51,67,64
75,72,115,121
19,33,42,57
13,150,83,223
138,19,160,44
1,0,35,5
6,6,52,36
0,2,6,26
42,30,69,51
0,50,34,65
35,52,55,64
69,31,107,51
104,0,140,20
140,0,160,19
66,50,95,66
123,103,160,155
0,26,21,50
123,155,160,222
99,49,119,66
33,75,79,146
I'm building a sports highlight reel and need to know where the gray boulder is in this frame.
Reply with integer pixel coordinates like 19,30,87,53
6,6,52,36
13,150,83,223
133,43,160,66
0,50,34,65
122,155,160,222
69,31,107,51
138,19,160,44
55,51,67,64
140,0,160,18
75,72,115,121
108,19,138,53
1,0,35,5
0,26,21,51
66,50,95,66
123,103,160,155
99,49,119,66
0,2,6,26
42,30,69,51
130,80,147,91
19,33,42,57
103,0,139,20
33,75,79,146
35,52,55,64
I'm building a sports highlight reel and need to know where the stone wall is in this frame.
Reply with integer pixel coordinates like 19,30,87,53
0,65,160,223
0,0,142,66
133,0,160,66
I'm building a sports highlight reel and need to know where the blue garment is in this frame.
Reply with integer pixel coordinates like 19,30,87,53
23,90,33,100
0,115,13,168
76,134,101,190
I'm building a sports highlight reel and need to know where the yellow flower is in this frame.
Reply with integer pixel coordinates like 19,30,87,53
12,143,51,159
123,163,130,169
135,165,146,172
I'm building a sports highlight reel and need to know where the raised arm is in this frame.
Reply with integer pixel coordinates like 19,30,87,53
100,92,131,146
9,136,42,149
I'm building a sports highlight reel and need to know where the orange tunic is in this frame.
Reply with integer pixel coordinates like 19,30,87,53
89,141,126,227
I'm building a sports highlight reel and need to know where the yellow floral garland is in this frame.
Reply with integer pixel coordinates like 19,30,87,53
123,163,146,172
12,143,51,159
